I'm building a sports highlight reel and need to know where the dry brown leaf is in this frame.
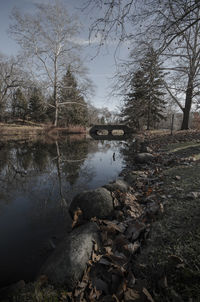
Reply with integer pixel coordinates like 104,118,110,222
114,234,129,248
113,198,121,208
142,287,155,302
123,242,140,254
125,221,146,241
102,220,126,233
160,203,164,213
104,246,113,255
89,287,99,301
123,193,137,204
124,288,140,301
92,250,102,262
126,208,142,219
146,187,153,196
72,208,82,228
74,287,83,298
112,294,120,302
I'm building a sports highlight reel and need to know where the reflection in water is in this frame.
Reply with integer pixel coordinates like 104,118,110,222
0,136,124,286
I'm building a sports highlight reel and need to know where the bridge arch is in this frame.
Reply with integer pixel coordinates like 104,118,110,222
89,124,133,140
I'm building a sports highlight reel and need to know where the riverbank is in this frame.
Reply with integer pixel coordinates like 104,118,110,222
0,123,87,141
1,130,200,301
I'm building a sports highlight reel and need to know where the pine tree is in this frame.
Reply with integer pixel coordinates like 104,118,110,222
141,47,166,129
121,47,166,130
28,87,46,122
12,88,28,121
59,66,88,126
121,69,148,130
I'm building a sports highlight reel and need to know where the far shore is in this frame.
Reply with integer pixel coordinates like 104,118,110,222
0,122,88,141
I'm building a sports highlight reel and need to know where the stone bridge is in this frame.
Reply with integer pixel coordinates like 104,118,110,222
89,124,133,140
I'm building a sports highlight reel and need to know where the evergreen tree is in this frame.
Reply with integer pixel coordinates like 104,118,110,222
141,47,166,129
12,88,28,121
59,67,88,126
28,87,46,122
121,47,166,130
121,69,148,130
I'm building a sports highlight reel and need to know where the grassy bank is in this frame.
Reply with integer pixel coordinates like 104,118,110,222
0,123,45,141
0,123,87,141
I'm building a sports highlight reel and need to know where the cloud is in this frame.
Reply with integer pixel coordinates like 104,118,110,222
71,32,118,46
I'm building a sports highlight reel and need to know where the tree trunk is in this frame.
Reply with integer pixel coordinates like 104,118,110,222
181,79,193,130
53,58,58,127
147,102,151,130
54,101,58,127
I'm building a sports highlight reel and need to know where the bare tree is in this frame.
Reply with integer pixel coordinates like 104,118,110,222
163,5,200,129
9,1,87,126
0,54,29,120
84,0,200,52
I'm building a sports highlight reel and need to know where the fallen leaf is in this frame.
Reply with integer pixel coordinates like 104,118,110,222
127,271,136,288
146,187,153,196
92,251,102,262
125,221,146,241
123,241,140,254
113,198,121,208
160,203,164,213
112,294,120,302
105,246,113,255
72,208,82,228
102,220,126,233
142,287,155,302
124,288,140,301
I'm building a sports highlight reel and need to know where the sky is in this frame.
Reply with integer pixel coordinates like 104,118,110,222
0,0,129,111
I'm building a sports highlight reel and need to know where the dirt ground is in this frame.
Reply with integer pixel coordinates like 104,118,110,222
134,131,200,301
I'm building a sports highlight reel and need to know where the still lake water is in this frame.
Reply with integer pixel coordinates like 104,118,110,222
0,135,125,287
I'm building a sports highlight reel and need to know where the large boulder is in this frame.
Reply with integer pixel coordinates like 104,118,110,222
69,187,114,220
40,222,100,290
134,153,154,164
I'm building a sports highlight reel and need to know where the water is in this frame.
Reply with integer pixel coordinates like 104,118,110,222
0,135,124,287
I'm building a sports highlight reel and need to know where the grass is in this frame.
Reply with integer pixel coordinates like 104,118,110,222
0,123,45,141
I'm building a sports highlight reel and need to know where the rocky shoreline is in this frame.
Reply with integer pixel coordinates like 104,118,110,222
1,143,160,301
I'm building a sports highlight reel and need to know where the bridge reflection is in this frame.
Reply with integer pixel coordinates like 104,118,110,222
89,125,133,140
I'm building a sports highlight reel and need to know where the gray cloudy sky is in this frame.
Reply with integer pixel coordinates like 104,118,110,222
0,0,129,111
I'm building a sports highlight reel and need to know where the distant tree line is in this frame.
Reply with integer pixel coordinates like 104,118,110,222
0,54,117,126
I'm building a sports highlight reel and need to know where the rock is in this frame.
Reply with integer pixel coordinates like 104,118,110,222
124,172,138,185
69,187,114,220
104,179,129,192
134,153,154,164
40,222,100,290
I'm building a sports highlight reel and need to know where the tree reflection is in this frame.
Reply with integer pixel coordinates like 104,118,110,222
0,137,105,211
61,137,89,186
